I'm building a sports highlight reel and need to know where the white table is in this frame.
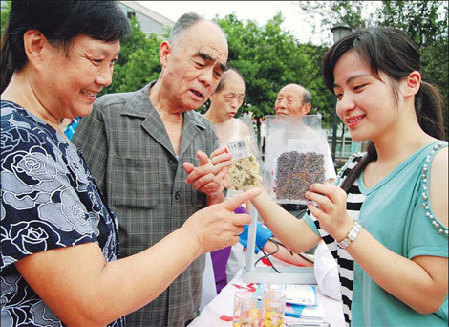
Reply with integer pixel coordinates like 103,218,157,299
188,270,346,327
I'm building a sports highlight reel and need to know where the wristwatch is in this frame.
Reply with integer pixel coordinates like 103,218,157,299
337,220,362,249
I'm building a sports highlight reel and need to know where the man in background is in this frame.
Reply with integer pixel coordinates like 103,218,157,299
275,83,312,117
204,68,246,126
271,83,337,217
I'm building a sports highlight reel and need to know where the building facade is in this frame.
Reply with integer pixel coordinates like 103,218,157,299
118,1,174,36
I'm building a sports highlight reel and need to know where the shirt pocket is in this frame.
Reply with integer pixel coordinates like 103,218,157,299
110,157,159,208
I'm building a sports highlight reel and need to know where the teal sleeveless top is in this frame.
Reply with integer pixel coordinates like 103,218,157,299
305,141,448,326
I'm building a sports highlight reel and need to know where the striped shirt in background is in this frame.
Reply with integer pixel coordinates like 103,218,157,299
312,154,365,326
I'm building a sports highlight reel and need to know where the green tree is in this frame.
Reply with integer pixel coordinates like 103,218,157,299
296,42,337,127
1,1,11,36
215,13,334,125
209,12,344,146
298,0,448,138
100,16,164,96
297,1,374,46
377,1,448,138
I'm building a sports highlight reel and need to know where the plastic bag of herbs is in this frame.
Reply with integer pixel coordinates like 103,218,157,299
213,113,267,193
264,115,329,205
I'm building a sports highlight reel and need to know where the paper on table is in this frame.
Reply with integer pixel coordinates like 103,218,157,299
255,284,317,306
285,302,324,320
283,285,317,306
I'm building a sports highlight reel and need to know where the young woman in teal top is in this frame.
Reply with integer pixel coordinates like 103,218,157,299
250,27,448,326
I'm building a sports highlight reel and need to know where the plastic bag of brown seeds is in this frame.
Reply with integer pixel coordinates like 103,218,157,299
264,115,329,204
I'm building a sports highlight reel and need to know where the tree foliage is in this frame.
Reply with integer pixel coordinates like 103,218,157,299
377,1,448,138
214,13,335,128
1,1,11,36
1,1,446,136
100,16,163,96
297,0,448,138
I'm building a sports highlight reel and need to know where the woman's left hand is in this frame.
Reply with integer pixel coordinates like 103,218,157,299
305,183,353,242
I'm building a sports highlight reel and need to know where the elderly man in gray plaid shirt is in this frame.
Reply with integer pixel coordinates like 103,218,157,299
74,12,231,327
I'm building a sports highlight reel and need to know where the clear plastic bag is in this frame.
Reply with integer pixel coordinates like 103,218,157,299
213,114,267,192
264,115,329,204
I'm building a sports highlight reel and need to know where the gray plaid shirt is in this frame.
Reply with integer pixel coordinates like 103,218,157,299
73,81,220,326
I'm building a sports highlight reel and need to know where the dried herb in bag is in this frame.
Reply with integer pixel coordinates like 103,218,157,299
275,151,325,202
227,138,264,191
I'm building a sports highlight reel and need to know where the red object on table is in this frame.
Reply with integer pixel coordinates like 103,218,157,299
261,257,272,266
219,315,233,321
231,283,257,292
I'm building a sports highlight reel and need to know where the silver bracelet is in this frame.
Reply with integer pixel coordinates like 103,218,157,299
337,221,362,249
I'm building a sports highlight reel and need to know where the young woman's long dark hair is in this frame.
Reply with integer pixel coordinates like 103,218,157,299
322,27,445,192
1,0,130,94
